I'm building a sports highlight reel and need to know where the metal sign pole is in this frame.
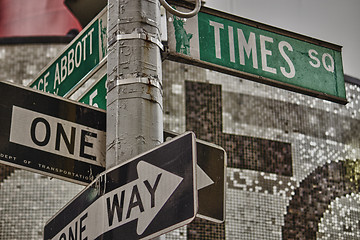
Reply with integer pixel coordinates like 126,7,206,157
106,0,163,166
106,1,164,238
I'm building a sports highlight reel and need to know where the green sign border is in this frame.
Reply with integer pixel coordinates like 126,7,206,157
166,1,347,104
28,8,107,97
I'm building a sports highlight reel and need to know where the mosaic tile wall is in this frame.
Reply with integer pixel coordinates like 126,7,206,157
1,42,360,240
162,60,360,240
0,44,66,86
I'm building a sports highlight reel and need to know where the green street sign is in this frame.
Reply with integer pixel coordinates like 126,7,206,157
78,73,107,109
166,3,346,104
28,8,107,97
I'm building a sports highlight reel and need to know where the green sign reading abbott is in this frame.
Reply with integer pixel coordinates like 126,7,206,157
28,8,107,97
167,5,346,104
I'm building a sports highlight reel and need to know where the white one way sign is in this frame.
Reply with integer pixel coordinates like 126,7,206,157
44,132,197,240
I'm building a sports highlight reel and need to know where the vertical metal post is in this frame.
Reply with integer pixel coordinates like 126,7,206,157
106,0,163,169
107,1,164,238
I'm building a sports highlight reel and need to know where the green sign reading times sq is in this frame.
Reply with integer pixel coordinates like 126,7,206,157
28,8,107,97
167,5,346,104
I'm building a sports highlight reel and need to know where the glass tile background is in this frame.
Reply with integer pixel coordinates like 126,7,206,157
0,44,360,239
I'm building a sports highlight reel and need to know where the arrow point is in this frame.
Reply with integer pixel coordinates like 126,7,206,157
136,161,183,235
197,165,214,190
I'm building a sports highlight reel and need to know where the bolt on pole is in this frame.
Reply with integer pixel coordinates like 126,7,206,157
106,0,163,169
